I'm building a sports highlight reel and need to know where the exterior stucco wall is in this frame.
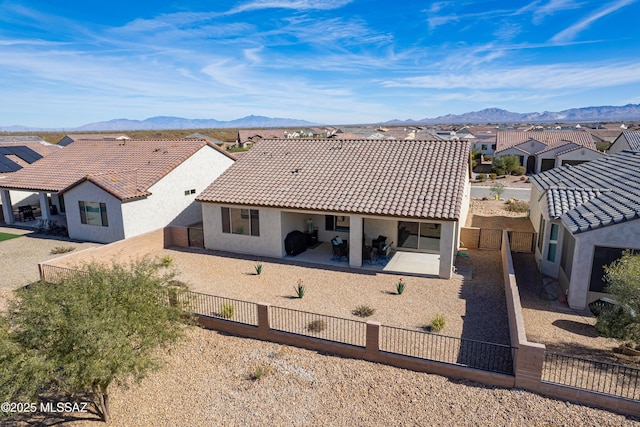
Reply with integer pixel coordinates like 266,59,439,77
556,148,604,167
63,181,125,243
607,135,629,155
529,185,544,268
363,217,396,246
567,218,640,309
202,203,283,257
439,221,456,278
121,145,233,239
458,173,471,249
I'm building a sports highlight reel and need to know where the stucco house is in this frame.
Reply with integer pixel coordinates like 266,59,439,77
0,140,62,220
0,139,234,243
197,138,471,279
607,130,640,155
529,150,640,309
494,131,604,174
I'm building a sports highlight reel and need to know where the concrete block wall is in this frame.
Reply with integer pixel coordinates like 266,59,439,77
39,228,165,272
165,226,189,248
501,230,640,417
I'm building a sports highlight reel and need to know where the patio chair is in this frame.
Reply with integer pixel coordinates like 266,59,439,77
331,237,348,262
372,235,387,252
18,205,35,222
376,241,393,265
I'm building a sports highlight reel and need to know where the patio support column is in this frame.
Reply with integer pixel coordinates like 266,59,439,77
349,214,363,267
439,221,456,279
38,192,51,220
1,190,14,224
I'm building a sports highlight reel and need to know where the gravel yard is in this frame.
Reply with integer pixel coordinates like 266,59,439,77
152,247,510,344
0,226,99,312
13,326,638,426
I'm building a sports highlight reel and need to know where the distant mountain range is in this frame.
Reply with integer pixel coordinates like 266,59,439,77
0,115,319,132
2,104,639,132
384,104,640,125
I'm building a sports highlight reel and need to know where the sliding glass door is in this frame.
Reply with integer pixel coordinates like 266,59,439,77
397,221,441,252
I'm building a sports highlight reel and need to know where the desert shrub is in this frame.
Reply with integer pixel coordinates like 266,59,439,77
255,263,263,275
250,365,270,381
489,173,497,181
506,199,529,213
160,255,174,267
50,245,75,255
294,279,305,298
483,155,492,162
513,166,526,176
471,149,482,160
430,314,446,332
396,278,405,295
219,303,234,319
352,305,375,318
307,319,327,333
477,173,487,182
492,154,520,175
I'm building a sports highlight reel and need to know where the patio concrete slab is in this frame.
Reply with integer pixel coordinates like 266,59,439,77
284,242,440,277
383,251,440,276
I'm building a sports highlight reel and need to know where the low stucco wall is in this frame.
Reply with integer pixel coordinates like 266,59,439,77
39,228,165,272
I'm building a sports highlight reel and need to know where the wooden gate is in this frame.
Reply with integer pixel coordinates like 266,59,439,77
188,226,205,248
508,231,536,253
478,228,502,250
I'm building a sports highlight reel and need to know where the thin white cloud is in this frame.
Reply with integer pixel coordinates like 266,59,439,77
381,62,640,90
225,0,353,15
551,0,637,42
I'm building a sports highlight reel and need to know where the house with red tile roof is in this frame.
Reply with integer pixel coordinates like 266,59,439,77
197,138,471,278
0,140,62,219
56,133,130,147
0,139,234,243
494,131,604,174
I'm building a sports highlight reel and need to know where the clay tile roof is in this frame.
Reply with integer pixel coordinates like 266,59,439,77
530,150,640,234
0,139,233,200
496,131,595,152
197,139,470,220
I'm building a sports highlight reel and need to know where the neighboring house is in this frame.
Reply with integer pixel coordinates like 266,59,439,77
237,129,286,148
185,132,224,147
494,131,604,174
0,140,61,219
57,133,129,147
196,139,471,279
529,151,640,309
607,130,640,155
587,129,622,151
0,139,235,243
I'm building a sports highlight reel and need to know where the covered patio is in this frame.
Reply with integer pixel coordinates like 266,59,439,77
283,240,442,277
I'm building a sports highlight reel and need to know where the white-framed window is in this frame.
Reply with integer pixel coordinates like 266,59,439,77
184,189,196,196
79,201,108,227
221,207,260,236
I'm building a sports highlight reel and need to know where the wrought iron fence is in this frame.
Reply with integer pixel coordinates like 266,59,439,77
380,325,514,375
180,292,258,326
543,352,640,400
40,264,88,283
269,306,367,347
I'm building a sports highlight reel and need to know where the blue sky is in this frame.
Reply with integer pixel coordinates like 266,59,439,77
1,0,639,127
